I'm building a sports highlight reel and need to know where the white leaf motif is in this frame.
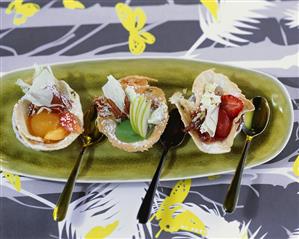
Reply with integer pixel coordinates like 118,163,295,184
284,7,299,29
57,183,152,239
186,0,272,56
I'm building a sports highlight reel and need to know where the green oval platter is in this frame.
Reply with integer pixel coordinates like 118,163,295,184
0,58,293,182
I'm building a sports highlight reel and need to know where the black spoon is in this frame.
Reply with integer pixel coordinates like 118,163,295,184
53,103,104,221
223,96,270,213
137,108,186,224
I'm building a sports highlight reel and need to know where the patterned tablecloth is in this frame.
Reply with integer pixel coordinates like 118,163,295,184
1,1,299,238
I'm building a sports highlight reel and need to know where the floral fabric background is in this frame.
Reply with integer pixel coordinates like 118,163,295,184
0,0,299,239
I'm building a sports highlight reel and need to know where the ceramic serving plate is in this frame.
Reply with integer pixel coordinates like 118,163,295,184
0,58,293,182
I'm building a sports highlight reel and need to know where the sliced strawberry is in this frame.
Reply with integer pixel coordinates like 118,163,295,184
215,108,232,139
221,95,244,119
59,111,82,133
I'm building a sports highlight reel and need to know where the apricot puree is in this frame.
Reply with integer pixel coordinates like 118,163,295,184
28,110,69,141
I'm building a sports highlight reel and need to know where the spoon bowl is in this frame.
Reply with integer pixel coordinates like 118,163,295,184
243,96,270,137
160,108,186,149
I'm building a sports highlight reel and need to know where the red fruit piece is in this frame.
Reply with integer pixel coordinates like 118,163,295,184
200,132,215,143
59,111,81,133
215,108,232,139
221,95,244,119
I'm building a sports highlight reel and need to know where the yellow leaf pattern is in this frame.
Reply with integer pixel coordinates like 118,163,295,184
150,179,206,238
3,172,21,192
293,155,299,177
5,0,40,26
5,0,85,25
200,0,219,20
115,3,156,55
84,221,119,239
63,0,85,10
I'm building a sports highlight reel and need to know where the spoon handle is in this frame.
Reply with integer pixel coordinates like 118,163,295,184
137,147,169,224
53,147,86,221
224,135,253,213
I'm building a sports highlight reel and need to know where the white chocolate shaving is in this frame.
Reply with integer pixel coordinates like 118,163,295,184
102,75,126,112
